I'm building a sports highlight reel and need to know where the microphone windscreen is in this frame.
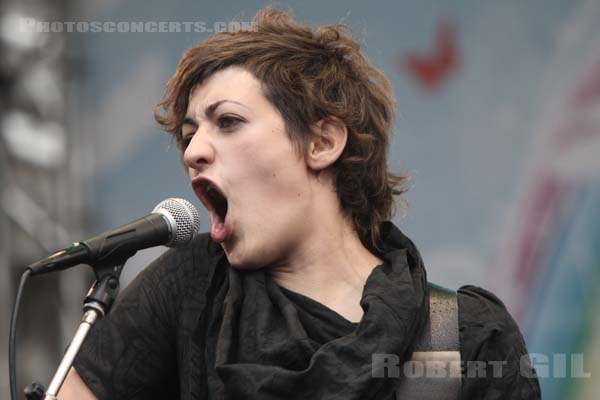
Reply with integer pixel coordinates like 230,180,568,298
153,198,200,247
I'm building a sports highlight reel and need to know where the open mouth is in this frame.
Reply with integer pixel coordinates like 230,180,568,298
205,183,228,222
192,177,231,242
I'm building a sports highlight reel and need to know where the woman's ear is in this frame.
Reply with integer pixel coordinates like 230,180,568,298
305,117,348,171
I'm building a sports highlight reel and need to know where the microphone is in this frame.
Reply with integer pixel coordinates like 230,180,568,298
28,198,201,275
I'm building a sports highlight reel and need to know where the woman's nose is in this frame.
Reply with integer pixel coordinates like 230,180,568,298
183,132,215,171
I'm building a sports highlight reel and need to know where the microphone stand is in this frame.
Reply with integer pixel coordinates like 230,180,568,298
24,256,131,400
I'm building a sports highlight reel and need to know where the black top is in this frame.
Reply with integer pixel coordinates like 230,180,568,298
73,222,540,399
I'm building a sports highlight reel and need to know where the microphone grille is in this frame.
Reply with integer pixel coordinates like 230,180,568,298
153,198,201,247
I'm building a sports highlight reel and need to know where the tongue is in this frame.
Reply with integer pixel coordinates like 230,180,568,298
210,215,230,242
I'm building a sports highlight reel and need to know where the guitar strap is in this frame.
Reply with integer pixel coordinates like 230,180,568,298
395,283,462,399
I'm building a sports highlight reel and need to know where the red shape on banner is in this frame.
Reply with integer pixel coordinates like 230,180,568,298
401,19,460,91
572,56,600,108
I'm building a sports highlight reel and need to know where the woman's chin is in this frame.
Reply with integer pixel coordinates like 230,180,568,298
223,245,264,270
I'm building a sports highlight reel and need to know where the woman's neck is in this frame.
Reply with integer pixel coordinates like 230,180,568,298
268,203,382,322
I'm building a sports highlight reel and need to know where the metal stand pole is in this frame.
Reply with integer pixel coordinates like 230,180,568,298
25,261,127,400
43,309,99,399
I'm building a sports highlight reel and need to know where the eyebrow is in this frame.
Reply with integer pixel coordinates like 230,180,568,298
183,99,248,126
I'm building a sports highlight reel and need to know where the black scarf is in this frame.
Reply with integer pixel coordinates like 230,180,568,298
213,222,429,399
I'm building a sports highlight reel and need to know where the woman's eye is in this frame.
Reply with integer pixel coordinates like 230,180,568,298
218,115,242,130
181,135,193,149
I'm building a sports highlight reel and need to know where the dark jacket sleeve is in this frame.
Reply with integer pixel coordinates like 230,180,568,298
457,285,541,400
73,233,221,400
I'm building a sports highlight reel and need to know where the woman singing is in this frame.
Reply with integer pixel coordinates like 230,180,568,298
60,8,540,399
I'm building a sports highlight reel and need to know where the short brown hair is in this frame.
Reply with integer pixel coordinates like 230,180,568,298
155,8,408,255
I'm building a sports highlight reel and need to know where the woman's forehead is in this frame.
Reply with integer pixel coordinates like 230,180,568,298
189,67,261,104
